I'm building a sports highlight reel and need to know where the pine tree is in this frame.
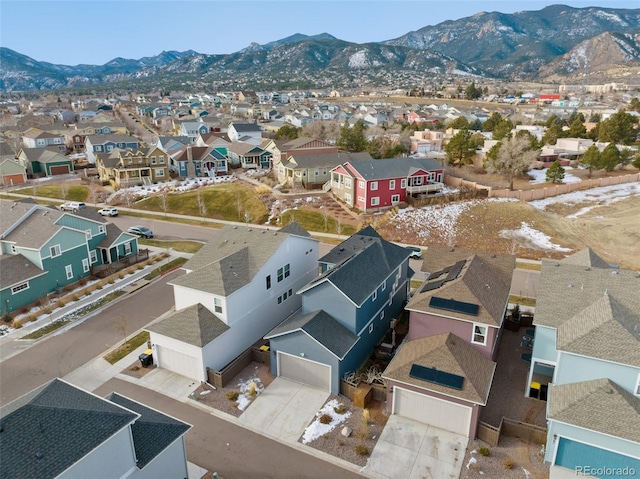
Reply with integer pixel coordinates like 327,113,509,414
546,161,565,184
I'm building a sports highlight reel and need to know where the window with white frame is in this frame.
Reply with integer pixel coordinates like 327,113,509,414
82,258,90,273
10,245,17,253
381,280,386,291
372,289,377,301
277,264,290,282
345,193,352,203
635,373,640,396
50,244,61,257
85,229,92,239
159,156,165,164
90,250,98,264
11,282,29,294
124,242,132,255
371,197,380,206
370,181,378,191
369,323,374,333
65,265,73,280
151,156,156,164
156,168,164,177
214,297,223,314
380,311,385,320
401,178,407,189
358,181,365,189
98,225,106,234
357,196,365,202
391,194,400,204
389,179,396,190
472,324,488,345
345,178,352,188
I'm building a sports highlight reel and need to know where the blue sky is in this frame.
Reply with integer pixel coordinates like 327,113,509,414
1,1,637,65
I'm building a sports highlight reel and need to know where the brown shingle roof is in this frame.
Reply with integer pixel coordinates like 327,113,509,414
560,247,610,269
0,254,47,289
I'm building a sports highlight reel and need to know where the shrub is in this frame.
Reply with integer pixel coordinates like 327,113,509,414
355,445,369,456
118,273,125,280
503,457,515,469
479,447,491,457
41,306,52,315
319,414,332,425
72,293,81,302
333,404,347,414
17,305,30,315
255,184,272,196
55,299,66,309
27,313,38,323
78,277,88,287
34,297,45,308
226,391,239,401
362,408,370,426
3,313,12,323
13,319,22,329
130,365,140,371
247,382,257,398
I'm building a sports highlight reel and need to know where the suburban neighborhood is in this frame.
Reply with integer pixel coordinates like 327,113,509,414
1,7,640,478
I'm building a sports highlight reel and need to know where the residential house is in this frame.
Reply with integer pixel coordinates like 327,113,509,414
265,226,412,394
238,90,258,103
0,200,138,314
0,159,27,186
21,131,66,151
226,142,272,169
227,122,262,146
178,121,209,139
56,109,77,124
330,157,444,212
263,137,337,166
410,130,445,155
0,378,190,479
154,136,191,155
525,249,640,477
169,145,228,177
195,131,231,149
146,223,319,381
16,147,74,176
0,141,17,162
278,151,371,189
406,246,515,360
85,135,140,164
95,146,170,188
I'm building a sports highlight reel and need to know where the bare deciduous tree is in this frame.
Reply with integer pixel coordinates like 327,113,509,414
158,190,169,216
196,188,207,218
60,180,69,200
114,314,129,347
485,136,540,190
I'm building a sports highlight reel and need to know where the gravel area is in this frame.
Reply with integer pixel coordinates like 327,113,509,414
121,361,156,379
300,397,388,467
191,362,273,417
461,437,549,479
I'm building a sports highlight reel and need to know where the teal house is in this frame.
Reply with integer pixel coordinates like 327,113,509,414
0,200,139,314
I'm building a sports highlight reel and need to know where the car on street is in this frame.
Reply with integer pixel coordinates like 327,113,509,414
98,207,119,217
59,201,86,212
406,246,423,259
127,225,154,238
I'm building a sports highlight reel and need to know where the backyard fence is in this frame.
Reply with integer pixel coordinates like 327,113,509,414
340,379,386,402
477,417,547,447
206,342,271,389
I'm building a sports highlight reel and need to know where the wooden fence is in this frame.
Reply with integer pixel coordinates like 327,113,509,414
206,343,271,389
340,379,386,402
477,417,547,447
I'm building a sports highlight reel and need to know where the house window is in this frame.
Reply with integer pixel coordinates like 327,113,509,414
277,296,282,304
370,181,378,191
315,169,319,176
289,288,293,297
65,265,73,280
381,280,386,291
389,180,396,190
155,168,165,177
151,156,157,164
85,229,92,239
358,181,365,189
266,275,271,290
159,156,165,164
401,179,407,189
98,225,106,234
90,250,98,264
380,311,385,320
372,290,377,301
128,158,132,164
82,258,90,273
369,324,374,333
277,264,290,282
371,197,380,206
123,242,132,255
345,178,352,188
391,194,400,204
11,282,29,294
635,373,640,396
214,297,223,314
472,324,488,345
10,245,17,253
50,244,61,258
345,193,352,203
357,196,365,202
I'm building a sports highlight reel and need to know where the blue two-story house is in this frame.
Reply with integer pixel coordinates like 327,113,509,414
85,135,140,164
265,226,412,393
527,249,640,478
0,200,138,314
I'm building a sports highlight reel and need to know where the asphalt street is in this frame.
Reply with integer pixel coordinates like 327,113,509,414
94,378,364,479
0,269,181,404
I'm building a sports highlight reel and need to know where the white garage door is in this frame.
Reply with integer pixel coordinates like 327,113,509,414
156,345,202,380
278,352,331,392
393,387,472,437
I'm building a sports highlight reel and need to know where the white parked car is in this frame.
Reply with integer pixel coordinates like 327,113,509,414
98,207,119,217
59,201,86,212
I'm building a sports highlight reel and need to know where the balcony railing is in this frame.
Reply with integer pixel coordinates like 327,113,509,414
405,182,444,194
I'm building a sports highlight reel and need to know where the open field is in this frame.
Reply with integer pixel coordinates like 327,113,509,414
13,184,89,202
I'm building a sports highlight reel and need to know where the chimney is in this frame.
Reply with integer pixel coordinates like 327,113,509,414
186,145,196,177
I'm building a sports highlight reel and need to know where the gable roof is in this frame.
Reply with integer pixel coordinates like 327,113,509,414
408,248,515,327
266,309,358,359
18,148,69,164
345,157,442,181
560,247,610,269
283,151,371,169
382,332,496,405
3,208,66,249
230,122,262,133
0,254,47,289
278,222,311,237
147,303,229,347
0,379,138,479
106,393,191,469
548,379,640,444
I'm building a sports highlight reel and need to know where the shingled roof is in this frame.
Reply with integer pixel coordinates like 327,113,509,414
382,332,496,404
146,303,229,347
560,247,610,269
345,157,442,181
106,393,191,469
266,309,358,359
0,254,47,289
548,378,640,444
0,379,138,479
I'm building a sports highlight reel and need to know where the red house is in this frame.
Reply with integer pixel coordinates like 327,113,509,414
330,157,444,212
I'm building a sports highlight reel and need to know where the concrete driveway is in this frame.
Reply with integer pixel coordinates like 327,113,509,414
239,377,330,443
362,415,468,479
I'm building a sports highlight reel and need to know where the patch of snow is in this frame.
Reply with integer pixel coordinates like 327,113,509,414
500,222,571,252
466,456,478,469
235,377,264,411
528,167,582,184
529,183,640,216
521,466,530,478
302,399,352,444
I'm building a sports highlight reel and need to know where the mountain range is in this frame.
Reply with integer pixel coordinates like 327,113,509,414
1,4,639,92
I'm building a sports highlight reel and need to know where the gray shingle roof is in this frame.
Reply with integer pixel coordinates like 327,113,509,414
548,379,640,444
0,199,41,236
382,332,496,404
231,122,262,132
285,151,371,169
279,222,311,237
0,254,47,289
408,249,515,327
106,393,191,469
560,247,611,269
98,223,129,249
534,261,640,366
265,309,358,359
173,225,311,296
3,208,64,249
0,379,138,479
146,303,229,347
346,157,442,181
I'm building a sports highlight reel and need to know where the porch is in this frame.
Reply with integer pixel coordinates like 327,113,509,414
405,181,444,195
91,249,150,278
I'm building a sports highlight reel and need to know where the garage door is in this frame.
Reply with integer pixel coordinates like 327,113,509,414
50,165,70,175
278,352,331,392
1,174,26,186
393,387,472,436
156,345,202,380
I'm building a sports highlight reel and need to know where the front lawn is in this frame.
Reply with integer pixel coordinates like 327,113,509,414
104,331,150,364
13,184,89,202
134,183,269,224
280,209,356,236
